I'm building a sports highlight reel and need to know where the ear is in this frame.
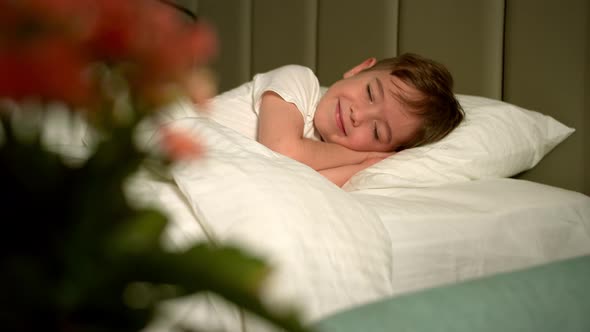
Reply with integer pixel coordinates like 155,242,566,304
343,57,377,78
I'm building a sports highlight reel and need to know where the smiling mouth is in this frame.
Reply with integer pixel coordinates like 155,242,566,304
336,100,346,135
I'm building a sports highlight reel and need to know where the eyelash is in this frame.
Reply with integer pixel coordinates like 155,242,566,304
368,83,380,141
367,84,373,102
373,122,379,140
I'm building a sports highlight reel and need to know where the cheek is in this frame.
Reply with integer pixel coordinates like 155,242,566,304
346,131,373,150
314,107,330,133
349,130,393,152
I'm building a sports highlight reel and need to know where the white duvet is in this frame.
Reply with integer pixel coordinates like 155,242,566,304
129,108,395,331
44,100,590,332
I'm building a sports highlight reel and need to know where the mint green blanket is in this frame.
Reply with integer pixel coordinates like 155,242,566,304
314,255,590,332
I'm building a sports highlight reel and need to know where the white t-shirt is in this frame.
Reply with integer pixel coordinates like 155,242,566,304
205,65,323,141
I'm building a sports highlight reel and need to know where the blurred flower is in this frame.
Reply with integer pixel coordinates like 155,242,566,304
185,67,218,106
0,0,218,114
0,1,308,331
0,38,93,106
159,125,204,161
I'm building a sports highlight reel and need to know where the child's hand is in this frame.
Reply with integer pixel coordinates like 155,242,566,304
361,152,394,169
362,156,386,168
318,152,393,187
365,151,394,163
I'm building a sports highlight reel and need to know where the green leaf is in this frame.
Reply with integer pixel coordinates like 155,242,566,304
106,209,168,256
1,107,311,332
123,244,310,332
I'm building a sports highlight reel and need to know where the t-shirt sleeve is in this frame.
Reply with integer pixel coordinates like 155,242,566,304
251,65,322,122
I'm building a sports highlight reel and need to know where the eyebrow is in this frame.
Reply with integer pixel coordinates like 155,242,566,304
375,77,385,99
384,123,393,145
375,77,393,145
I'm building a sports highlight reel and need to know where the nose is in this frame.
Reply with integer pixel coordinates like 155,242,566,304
350,109,359,127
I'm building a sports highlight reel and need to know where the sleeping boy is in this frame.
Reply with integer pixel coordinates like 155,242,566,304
202,53,464,187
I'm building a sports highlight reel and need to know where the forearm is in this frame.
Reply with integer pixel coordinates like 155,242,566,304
257,92,382,170
319,163,368,187
288,138,368,171
318,155,389,187
256,92,370,170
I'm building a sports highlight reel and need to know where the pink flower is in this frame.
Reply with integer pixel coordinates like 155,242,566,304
184,68,218,106
159,126,204,161
0,0,97,105
0,0,218,112
84,0,138,61
1,0,98,42
0,38,93,106
134,6,218,84
184,21,218,66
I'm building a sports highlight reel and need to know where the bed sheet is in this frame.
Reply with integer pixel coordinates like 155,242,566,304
352,179,590,297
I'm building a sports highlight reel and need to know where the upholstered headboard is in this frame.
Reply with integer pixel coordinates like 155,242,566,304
178,0,589,195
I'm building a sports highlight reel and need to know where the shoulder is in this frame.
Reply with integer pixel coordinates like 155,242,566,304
274,64,315,75
255,64,318,83
251,64,322,121
252,64,320,102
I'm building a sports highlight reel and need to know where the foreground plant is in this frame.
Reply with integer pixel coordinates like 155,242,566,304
0,0,307,331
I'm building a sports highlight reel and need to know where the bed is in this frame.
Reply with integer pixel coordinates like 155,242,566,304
59,0,590,331
122,109,589,332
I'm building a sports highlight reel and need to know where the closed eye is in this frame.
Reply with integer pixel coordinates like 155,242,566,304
373,122,379,140
367,84,373,102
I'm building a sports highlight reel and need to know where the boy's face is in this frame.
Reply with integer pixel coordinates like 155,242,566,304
314,59,423,152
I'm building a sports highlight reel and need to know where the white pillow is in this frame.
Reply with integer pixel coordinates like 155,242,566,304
343,95,575,191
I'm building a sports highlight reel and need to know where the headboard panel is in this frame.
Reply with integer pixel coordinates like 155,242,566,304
503,0,589,195
316,0,400,85
252,0,318,74
398,0,505,99
178,0,589,195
